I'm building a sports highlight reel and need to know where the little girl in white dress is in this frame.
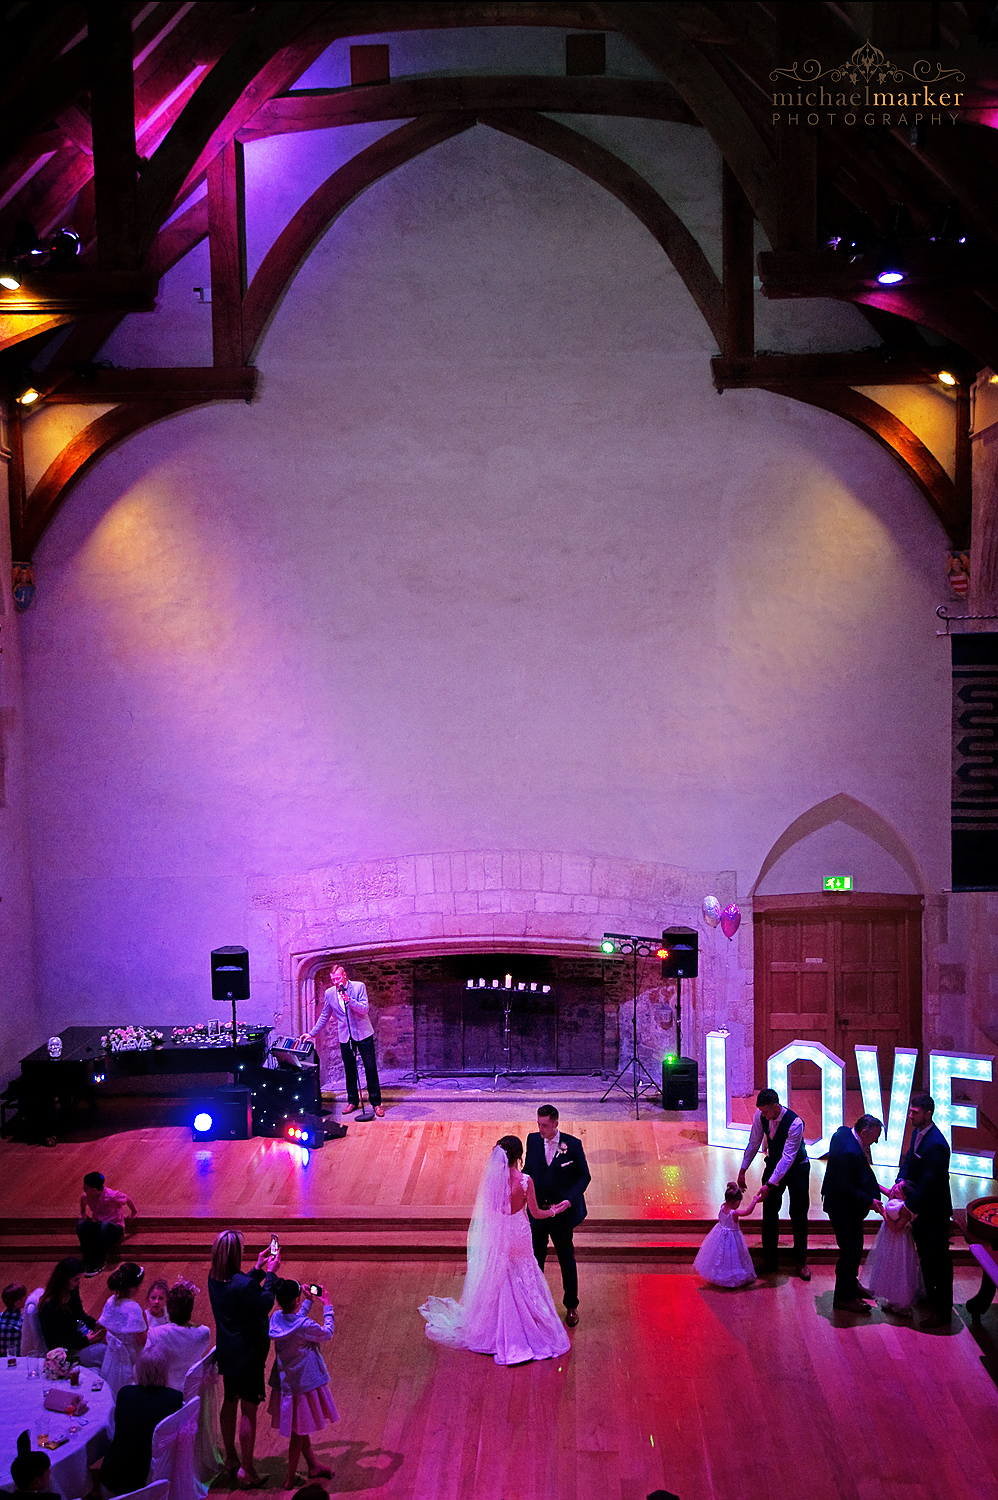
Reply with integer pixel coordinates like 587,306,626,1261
693,1182,763,1287
864,1186,924,1313
98,1261,147,1394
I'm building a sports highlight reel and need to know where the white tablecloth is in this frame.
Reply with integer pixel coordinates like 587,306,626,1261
0,1365,114,1500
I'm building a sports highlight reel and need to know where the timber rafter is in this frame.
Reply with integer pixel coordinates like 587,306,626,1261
3,0,996,556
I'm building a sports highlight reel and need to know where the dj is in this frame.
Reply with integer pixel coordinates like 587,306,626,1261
300,964,384,1117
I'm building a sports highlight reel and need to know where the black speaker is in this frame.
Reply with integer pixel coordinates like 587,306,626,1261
662,1056,699,1110
191,1086,252,1140
211,945,250,1000
662,926,698,979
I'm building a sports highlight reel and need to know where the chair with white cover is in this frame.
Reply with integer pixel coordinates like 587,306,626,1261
148,1397,199,1500
20,1286,46,1357
106,1482,171,1500
183,1346,222,1490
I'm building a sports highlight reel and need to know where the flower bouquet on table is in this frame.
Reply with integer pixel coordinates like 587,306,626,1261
43,1348,72,1380
101,1026,164,1052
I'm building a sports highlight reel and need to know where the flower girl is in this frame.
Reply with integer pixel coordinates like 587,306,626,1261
864,1185,924,1313
693,1182,763,1288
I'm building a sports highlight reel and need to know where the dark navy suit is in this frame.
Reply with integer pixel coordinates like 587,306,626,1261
822,1125,882,1303
898,1122,952,1318
524,1130,591,1310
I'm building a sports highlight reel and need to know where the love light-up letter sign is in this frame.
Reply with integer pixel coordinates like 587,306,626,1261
705,1031,996,1178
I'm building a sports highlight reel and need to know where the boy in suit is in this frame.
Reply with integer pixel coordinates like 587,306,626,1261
524,1105,591,1326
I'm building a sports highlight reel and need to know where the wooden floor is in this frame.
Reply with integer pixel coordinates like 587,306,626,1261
0,1252,994,1500
4,1118,998,1499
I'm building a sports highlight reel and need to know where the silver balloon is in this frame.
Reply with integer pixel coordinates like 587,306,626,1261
702,895,721,929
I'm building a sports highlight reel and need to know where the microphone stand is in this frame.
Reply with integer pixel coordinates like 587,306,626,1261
342,985,374,1122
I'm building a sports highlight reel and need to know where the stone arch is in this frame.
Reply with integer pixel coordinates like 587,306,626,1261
749,792,929,898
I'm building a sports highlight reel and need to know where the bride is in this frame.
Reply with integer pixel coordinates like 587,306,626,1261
419,1135,572,1366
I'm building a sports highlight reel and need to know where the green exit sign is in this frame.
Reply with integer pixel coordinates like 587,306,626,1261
823,876,853,891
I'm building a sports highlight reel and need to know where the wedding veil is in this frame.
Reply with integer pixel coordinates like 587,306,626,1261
418,1143,513,1349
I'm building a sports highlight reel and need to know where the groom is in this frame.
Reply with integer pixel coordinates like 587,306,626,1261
525,1105,591,1326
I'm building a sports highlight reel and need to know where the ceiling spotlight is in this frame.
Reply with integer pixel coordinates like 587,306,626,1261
938,370,957,387
47,227,81,269
16,384,40,405
876,262,905,285
0,260,20,290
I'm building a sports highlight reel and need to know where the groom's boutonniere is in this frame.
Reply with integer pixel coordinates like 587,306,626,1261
557,1141,569,1156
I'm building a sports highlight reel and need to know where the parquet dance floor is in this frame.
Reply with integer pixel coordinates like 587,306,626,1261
2,1117,997,1499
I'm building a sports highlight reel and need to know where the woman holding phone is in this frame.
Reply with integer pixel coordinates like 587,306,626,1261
208,1229,280,1487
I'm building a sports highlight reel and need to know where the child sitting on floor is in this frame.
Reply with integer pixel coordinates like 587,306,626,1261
693,1181,764,1288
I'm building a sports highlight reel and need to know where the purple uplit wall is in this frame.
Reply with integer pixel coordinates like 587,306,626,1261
11,112,956,1081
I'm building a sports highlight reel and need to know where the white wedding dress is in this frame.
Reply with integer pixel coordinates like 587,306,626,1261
419,1147,572,1366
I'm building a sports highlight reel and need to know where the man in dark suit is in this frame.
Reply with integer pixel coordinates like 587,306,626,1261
896,1091,953,1328
821,1113,887,1312
524,1104,591,1326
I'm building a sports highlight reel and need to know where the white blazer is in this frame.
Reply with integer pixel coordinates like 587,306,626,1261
307,979,374,1044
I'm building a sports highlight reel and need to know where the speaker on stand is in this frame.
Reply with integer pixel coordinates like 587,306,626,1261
211,946,249,1084
661,926,699,1111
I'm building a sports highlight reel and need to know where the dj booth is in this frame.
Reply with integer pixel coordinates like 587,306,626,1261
7,1026,337,1146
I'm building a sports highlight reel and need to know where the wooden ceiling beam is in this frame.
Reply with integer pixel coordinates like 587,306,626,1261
88,1,140,272
480,106,724,344
135,2,336,253
711,350,969,390
0,271,156,315
239,76,699,139
41,366,258,402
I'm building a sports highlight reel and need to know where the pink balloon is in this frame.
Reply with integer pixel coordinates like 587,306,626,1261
720,903,741,940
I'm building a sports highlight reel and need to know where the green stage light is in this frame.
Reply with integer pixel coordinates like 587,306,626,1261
665,1053,676,1065
601,939,616,954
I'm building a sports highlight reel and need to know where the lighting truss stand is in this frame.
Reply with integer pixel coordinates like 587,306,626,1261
600,936,662,1119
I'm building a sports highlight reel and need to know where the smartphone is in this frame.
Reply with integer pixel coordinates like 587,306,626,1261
269,1234,279,1256
305,1283,323,1298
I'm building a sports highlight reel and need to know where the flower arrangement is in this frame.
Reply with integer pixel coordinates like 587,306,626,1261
101,1026,164,1052
43,1347,72,1379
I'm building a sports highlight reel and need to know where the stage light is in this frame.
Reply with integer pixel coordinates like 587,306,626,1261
767,1040,844,1155
47,227,80,269
194,1112,212,1131
929,1050,994,1177
876,266,904,284
938,370,957,386
855,1045,917,1168
705,1030,751,1149
665,1053,676,1065
656,947,668,960
0,261,21,290
16,385,40,405
601,940,616,954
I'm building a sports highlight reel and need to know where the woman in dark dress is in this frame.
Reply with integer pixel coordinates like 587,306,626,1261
208,1229,280,1487
99,1350,182,1495
37,1257,106,1366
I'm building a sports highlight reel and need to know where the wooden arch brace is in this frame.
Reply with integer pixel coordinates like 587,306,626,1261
770,384,969,546
15,401,187,559
242,109,724,363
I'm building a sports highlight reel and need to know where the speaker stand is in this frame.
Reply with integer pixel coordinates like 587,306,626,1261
600,945,659,1120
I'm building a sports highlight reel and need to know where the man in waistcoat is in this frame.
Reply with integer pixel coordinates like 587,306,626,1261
737,1087,811,1279
895,1092,953,1328
524,1104,591,1326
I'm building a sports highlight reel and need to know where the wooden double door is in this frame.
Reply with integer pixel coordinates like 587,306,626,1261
753,894,922,1087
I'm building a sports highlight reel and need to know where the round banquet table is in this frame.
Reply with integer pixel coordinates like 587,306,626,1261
0,1364,114,1500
